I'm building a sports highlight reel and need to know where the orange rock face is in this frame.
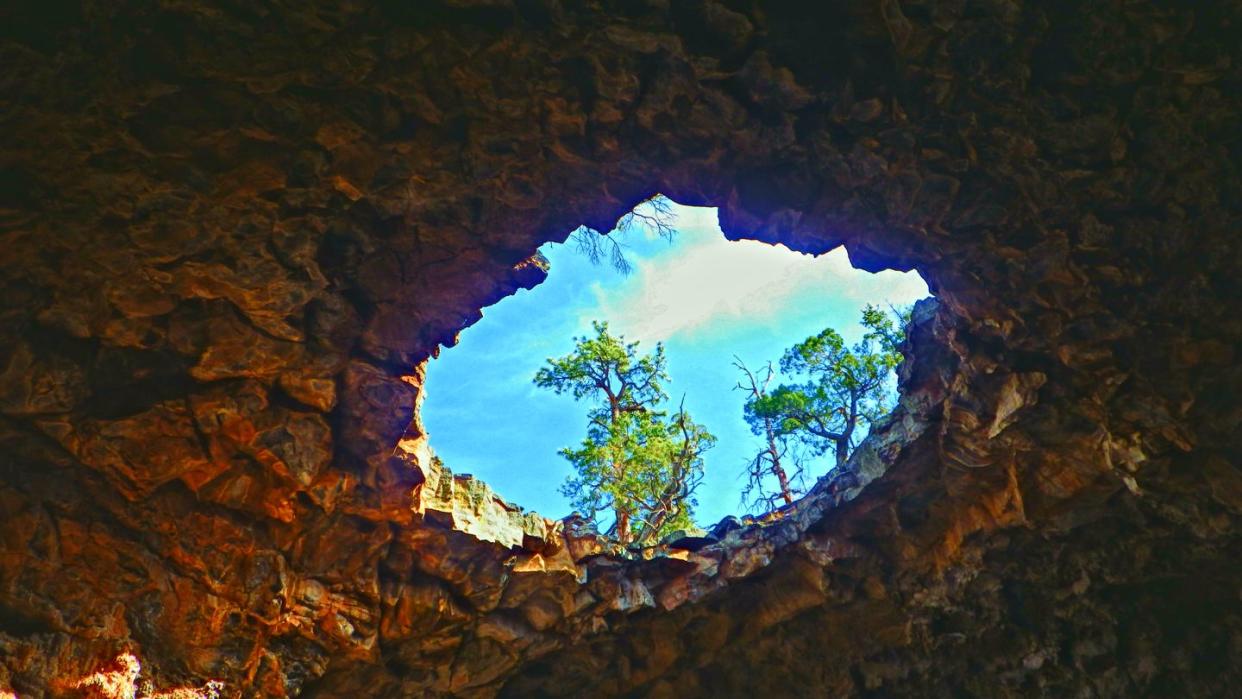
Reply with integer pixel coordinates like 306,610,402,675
1,1,1240,697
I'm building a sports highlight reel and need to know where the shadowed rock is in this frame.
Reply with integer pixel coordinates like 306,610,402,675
1,1,1239,697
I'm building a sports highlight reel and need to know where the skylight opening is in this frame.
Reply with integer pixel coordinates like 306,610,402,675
422,199,930,541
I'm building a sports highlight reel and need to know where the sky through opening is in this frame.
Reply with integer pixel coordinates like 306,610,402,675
423,203,929,527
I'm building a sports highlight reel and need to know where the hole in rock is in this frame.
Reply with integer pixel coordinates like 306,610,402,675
423,200,929,543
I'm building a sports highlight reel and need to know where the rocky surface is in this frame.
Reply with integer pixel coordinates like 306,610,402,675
1,0,1240,696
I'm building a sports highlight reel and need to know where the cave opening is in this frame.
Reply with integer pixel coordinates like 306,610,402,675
421,198,930,541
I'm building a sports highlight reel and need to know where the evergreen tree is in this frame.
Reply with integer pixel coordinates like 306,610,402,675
535,321,714,546
745,306,908,484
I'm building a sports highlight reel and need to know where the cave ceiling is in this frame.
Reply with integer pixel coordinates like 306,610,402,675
1,1,1240,697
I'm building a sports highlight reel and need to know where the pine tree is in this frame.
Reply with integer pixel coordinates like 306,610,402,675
535,322,714,546
744,305,908,487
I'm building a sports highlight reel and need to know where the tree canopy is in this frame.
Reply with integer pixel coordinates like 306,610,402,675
741,305,908,506
534,321,714,546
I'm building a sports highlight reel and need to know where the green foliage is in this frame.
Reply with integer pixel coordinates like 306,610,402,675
535,321,714,546
860,303,910,354
745,305,908,472
534,320,667,406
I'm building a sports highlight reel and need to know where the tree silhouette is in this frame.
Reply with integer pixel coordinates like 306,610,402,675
569,195,677,274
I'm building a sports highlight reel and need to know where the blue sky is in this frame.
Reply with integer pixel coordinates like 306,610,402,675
422,203,928,527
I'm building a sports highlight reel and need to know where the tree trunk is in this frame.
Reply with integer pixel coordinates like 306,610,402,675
833,437,849,468
773,461,794,505
616,509,630,546
836,389,860,468
766,425,793,505
609,394,629,545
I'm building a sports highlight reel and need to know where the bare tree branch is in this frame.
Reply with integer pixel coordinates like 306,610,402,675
569,194,679,274
734,356,802,512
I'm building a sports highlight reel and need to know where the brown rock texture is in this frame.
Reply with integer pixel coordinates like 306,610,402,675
1,0,1240,697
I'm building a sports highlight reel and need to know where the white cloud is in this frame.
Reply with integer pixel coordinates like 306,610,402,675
588,213,928,343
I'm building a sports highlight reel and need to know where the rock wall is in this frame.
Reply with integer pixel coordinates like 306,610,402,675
1,1,1239,697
